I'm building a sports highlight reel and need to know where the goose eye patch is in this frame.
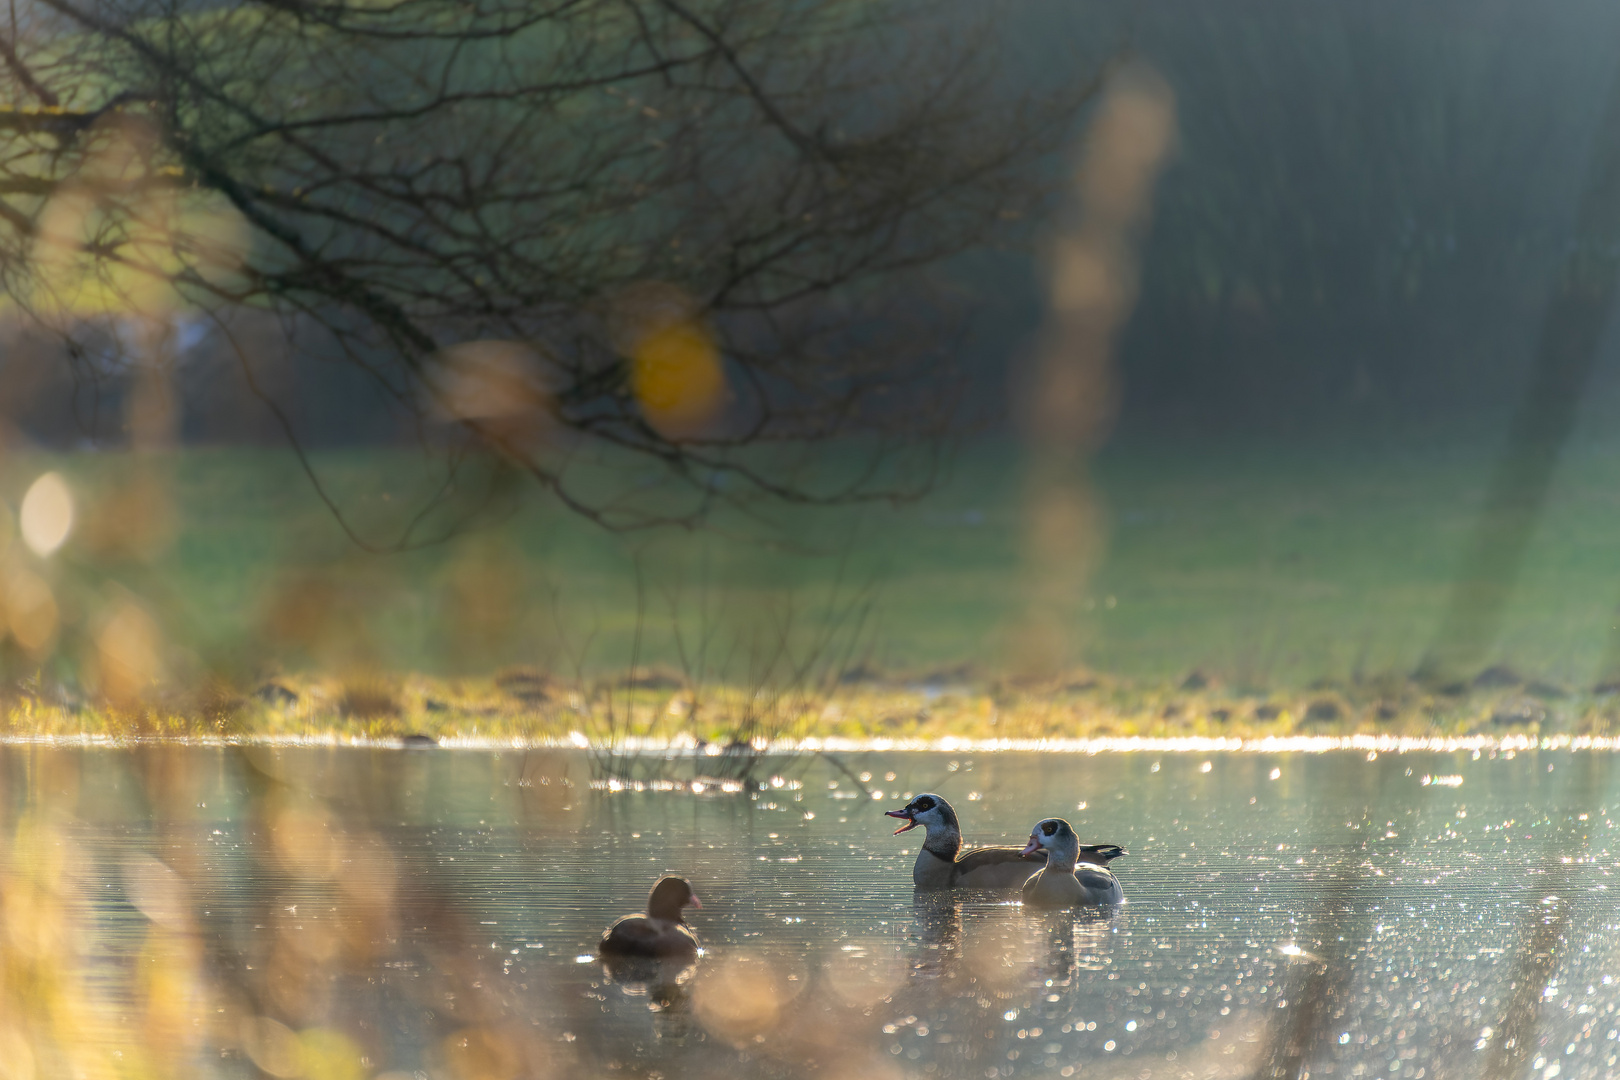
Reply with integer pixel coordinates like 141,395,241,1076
915,797,935,811
1041,821,1058,836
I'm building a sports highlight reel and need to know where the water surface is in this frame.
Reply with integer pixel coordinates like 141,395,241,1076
4,746,1618,1079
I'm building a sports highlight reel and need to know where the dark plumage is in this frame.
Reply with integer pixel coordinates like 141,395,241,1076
599,876,702,959
1079,842,1129,866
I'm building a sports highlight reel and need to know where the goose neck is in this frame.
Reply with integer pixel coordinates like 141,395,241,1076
922,821,962,860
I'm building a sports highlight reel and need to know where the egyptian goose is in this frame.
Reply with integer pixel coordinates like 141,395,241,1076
599,876,702,958
885,794,1126,890
1020,818,1125,908
885,793,1046,891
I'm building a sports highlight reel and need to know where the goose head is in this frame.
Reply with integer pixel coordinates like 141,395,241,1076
884,793,958,835
1020,817,1080,868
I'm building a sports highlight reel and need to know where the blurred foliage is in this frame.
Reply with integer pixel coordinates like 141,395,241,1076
3,2,1620,727
0,0,1091,534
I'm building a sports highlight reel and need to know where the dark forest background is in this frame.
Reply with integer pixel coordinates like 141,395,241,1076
9,0,1620,444
991,0,1620,439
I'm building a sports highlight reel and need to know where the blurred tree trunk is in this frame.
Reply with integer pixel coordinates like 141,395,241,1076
1419,58,1620,684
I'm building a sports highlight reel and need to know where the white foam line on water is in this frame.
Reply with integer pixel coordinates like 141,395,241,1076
0,731,1613,754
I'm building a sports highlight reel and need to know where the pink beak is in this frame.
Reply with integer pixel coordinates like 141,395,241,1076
1020,834,1040,857
687,894,702,909
885,809,919,834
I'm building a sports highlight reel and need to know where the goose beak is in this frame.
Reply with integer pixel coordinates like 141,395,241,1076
885,808,919,834
687,894,702,909
1020,834,1041,857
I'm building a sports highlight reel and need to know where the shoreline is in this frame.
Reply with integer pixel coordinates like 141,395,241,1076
0,729,1606,754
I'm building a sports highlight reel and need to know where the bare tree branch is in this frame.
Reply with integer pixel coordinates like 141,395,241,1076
0,0,1101,544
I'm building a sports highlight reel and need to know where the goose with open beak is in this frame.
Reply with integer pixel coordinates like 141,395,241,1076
1020,818,1126,908
599,875,703,958
884,793,1039,891
884,793,1127,891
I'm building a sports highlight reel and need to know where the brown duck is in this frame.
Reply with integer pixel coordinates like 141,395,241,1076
599,876,702,959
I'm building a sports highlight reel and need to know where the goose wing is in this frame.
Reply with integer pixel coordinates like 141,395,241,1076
1079,843,1128,865
951,844,1046,888
1076,864,1125,905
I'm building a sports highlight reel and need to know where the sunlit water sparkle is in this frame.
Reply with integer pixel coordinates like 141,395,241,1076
9,746,1620,1079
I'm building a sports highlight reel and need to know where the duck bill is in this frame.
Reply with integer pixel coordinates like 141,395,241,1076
687,895,702,909
885,809,919,834
1020,835,1041,857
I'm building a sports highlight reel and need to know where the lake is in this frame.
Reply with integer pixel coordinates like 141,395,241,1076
2,744,1615,1080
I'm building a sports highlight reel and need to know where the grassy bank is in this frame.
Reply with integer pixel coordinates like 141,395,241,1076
6,662,1620,746
5,426,1620,739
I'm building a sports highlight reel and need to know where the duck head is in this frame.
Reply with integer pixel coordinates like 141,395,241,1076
884,793,958,835
647,875,702,922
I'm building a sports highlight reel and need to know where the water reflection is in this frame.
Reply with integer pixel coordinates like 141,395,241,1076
0,746,1618,1078
907,893,963,980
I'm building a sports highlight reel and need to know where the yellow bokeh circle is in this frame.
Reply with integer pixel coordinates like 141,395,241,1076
630,320,725,438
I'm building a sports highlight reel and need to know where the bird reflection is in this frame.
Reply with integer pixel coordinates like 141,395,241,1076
1032,908,1081,986
1025,905,1126,1020
908,892,963,980
599,955,698,1013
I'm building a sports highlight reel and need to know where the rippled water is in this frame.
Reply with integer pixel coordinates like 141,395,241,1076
4,745,1619,1079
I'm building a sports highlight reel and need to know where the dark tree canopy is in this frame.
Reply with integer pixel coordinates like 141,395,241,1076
1105,0,1620,423
0,0,1089,540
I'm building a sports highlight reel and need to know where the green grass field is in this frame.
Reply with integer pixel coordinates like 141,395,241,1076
7,426,1620,711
